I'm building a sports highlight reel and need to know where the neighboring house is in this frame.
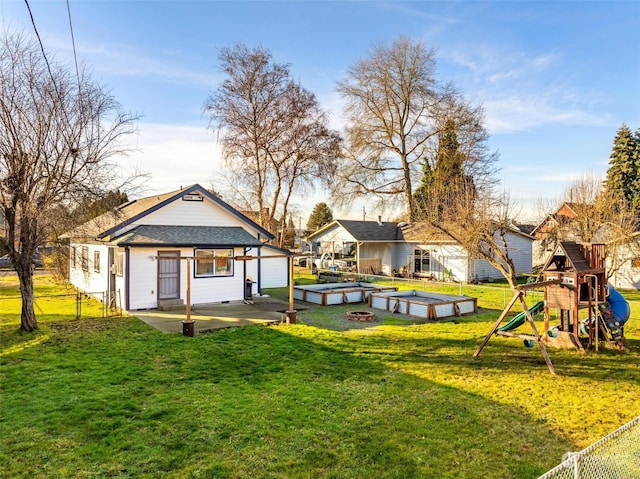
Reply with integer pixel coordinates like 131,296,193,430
531,202,640,290
530,202,582,266
401,222,534,283
61,184,290,311
306,218,407,275
306,218,534,282
608,232,640,290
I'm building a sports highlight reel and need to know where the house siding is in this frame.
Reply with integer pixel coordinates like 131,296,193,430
359,243,404,275
255,246,288,289
609,241,640,290
66,186,288,310
68,243,112,301
310,225,357,256
112,195,264,240
411,231,532,282
469,232,532,281
125,246,256,310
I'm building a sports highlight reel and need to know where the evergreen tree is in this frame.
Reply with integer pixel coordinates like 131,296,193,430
413,118,474,220
307,203,333,231
606,124,640,212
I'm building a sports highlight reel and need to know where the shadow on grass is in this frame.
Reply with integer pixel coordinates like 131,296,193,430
0,316,580,479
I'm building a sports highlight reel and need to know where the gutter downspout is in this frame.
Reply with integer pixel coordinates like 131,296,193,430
125,247,130,311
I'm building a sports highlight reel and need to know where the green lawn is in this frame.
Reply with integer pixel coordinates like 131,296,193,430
1,275,639,478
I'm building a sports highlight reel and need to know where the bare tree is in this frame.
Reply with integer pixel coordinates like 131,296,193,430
0,33,138,332
539,174,639,281
204,44,341,246
334,36,498,220
413,176,523,290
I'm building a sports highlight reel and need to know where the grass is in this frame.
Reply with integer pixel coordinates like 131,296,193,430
0,274,106,326
1,274,639,478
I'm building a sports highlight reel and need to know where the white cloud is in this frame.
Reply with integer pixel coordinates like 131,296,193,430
119,123,223,196
484,96,609,134
44,32,218,88
442,43,612,133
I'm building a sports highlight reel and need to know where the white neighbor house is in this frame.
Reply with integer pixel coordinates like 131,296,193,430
401,222,534,282
306,219,407,275
62,184,290,311
306,219,534,282
608,232,640,290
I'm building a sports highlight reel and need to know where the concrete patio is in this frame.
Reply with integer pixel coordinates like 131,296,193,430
131,296,303,334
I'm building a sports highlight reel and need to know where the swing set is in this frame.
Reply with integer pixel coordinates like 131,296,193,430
473,242,628,375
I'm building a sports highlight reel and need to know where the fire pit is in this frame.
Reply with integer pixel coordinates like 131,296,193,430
346,311,376,322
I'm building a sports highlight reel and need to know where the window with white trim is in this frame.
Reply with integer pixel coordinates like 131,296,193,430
94,251,100,273
195,249,233,277
115,252,124,277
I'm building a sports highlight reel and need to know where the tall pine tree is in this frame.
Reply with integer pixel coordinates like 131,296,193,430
606,124,640,212
413,118,474,220
307,203,334,231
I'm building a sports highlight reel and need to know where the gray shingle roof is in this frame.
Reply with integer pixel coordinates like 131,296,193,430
114,225,265,247
335,220,404,241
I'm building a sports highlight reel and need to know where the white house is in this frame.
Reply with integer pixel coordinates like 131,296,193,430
306,219,534,282
608,232,640,290
531,203,640,290
400,222,534,282
306,219,408,275
62,184,290,311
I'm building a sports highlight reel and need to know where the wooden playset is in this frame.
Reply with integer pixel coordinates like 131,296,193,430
474,241,629,374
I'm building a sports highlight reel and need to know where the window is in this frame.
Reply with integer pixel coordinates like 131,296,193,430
94,251,100,273
115,252,124,277
413,248,430,274
70,247,77,269
81,247,89,272
195,249,233,277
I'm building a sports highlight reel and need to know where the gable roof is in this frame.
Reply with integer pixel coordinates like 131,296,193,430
400,222,455,243
541,241,601,273
114,225,265,248
401,221,534,243
307,219,405,242
61,184,274,241
531,202,586,236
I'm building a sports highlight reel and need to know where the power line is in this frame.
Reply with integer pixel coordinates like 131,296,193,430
23,0,78,150
66,0,81,87
23,0,56,87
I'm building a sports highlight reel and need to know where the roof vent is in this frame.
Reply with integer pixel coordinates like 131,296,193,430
182,193,204,202
377,215,383,226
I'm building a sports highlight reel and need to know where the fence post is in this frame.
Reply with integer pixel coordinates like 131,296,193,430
76,289,81,319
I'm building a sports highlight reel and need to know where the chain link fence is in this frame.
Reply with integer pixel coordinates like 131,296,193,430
0,289,122,320
309,270,545,311
537,416,640,479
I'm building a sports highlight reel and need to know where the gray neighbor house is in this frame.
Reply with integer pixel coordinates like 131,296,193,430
307,218,534,282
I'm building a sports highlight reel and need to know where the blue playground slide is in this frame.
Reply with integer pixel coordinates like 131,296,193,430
607,286,631,326
498,300,545,332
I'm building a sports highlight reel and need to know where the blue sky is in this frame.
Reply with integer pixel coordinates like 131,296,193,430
2,1,639,223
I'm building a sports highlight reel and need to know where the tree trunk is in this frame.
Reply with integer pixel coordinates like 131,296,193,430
17,266,37,332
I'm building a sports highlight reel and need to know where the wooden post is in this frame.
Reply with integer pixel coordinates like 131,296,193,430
186,258,191,321
286,256,296,324
473,288,556,375
473,290,522,358
517,294,555,375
